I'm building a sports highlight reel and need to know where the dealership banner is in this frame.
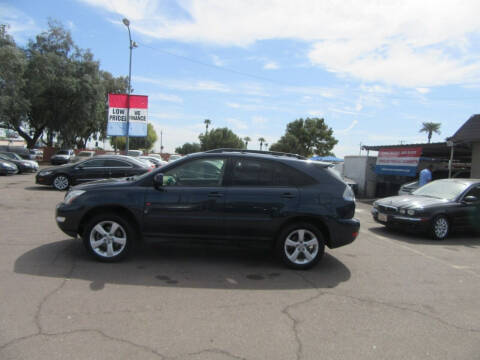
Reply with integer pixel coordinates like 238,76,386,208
375,147,422,176
107,94,148,137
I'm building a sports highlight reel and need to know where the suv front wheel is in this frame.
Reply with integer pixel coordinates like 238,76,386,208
83,213,134,262
276,223,325,269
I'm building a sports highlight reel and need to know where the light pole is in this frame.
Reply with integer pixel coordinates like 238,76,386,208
122,18,137,153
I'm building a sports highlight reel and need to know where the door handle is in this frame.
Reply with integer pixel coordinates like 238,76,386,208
281,193,296,199
208,192,224,198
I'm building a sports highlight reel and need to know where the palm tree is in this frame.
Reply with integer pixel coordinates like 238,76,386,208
258,137,266,150
419,122,441,143
204,119,211,134
243,136,251,149
264,143,268,151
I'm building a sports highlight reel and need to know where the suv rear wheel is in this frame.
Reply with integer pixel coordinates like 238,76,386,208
83,213,135,262
276,222,325,269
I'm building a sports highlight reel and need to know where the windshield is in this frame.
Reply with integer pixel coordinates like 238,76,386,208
57,150,70,155
77,152,92,157
412,179,470,200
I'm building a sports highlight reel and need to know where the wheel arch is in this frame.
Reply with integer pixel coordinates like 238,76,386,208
275,216,332,248
78,205,141,240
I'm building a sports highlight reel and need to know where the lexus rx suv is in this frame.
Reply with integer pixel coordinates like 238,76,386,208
55,149,360,269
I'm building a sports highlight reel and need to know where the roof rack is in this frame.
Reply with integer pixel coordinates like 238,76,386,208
204,148,306,160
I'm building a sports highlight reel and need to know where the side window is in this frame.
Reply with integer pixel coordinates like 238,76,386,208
231,159,275,186
82,159,105,168
163,158,226,187
104,159,132,168
465,186,480,199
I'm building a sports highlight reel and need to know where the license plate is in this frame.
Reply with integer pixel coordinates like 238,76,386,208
378,213,387,222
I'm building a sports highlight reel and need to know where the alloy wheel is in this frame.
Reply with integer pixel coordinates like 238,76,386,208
284,229,319,265
53,175,69,190
89,221,127,258
434,217,449,239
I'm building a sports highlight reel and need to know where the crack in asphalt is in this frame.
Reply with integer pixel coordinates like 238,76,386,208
175,348,247,360
0,242,166,359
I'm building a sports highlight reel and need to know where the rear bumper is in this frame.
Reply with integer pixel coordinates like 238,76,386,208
326,217,360,249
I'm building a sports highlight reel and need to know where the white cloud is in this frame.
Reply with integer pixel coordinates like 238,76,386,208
416,87,430,94
150,121,200,153
81,0,480,87
134,76,230,92
0,4,39,43
212,54,224,67
335,120,358,134
149,92,183,103
263,61,279,70
251,116,268,126
226,118,248,130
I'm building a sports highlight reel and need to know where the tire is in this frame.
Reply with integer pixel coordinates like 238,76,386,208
53,174,70,191
83,213,135,262
431,215,450,240
276,222,325,270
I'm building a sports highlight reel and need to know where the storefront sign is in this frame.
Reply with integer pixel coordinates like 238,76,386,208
375,147,422,176
107,94,148,137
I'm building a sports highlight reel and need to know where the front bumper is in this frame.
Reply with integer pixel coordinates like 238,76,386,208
51,158,70,165
325,217,360,249
371,208,430,231
36,174,54,185
55,202,84,237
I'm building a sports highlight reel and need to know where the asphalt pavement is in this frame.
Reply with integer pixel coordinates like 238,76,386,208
0,172,479,360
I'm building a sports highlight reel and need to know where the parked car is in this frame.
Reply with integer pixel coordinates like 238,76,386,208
0,159,18,175
0,153,39,173
72,151,95,163
136,157,156,169
30,149,43,161
126,150,143,157
398,169,471,195
372,178,480,240
54,149,359,269
36,155,151,190
139,156,167,168
331,163,358,195
51,149,75,165
168,154,182,163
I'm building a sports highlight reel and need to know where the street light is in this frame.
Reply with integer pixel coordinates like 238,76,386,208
122,17,138,152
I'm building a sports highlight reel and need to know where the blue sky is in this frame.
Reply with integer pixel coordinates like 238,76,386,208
2,0,480,155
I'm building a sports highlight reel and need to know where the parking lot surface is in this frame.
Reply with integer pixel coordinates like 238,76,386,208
1,173,479,360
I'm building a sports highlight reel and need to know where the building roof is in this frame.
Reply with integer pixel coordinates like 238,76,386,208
362,142,472,161
448,114,480,143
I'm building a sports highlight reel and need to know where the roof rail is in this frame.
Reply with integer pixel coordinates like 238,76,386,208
204,148,306,160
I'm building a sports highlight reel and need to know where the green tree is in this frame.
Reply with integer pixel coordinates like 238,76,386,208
199,127,244,150
204,119,211,134
243,136,251,149
270,117,338,157
175,142,201,155
258,137,266,150
110,123,158,151
419,122,441,143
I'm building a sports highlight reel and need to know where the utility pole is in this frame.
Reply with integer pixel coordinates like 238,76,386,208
122,18,137,153
160,130,163,154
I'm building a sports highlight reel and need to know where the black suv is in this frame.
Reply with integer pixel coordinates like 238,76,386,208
55,149,360,269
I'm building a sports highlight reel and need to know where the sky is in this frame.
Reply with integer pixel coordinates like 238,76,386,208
2,0,480,156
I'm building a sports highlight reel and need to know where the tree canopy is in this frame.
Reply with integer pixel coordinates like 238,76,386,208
175,142,201,155
199,127,245,150
110,123,158,151
0,21,127,149
269,117,337,157
419,122,441,143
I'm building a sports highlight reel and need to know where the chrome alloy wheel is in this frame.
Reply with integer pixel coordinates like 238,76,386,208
53,175,69,190
284,229,319,265
434,217,449,239
89,221,127,258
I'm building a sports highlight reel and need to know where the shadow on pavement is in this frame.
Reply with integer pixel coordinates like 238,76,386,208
369,225,480,248
14,239,351,290
24,186,56,191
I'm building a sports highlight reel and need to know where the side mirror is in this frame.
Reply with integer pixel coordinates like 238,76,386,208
463,195,478,203
153,173,163,189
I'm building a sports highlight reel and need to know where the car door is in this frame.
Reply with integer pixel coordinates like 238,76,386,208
143,156,227,239
73,159,108,183
456,185,480,231
224,158,299,243
104,159,133,178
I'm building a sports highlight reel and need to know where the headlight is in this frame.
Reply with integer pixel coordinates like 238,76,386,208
39,170,52,176
63,190,85,205
342,185,355,202
407,209,415,216
373,202,378,209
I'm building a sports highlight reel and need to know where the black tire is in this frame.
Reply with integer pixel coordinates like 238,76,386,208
83,213,135,262
276,222,325,270
431,215,450,240
52,174,70,191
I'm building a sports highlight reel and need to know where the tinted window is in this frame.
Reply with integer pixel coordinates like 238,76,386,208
163,158,226,187
231,159,274,186
82,159,105,168
465,186,480,199
104,159,132,167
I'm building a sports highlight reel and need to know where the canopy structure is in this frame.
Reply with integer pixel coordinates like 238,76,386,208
310,155,343,162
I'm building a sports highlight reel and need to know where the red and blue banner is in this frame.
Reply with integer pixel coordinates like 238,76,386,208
107,94,148,137
375,147,422,176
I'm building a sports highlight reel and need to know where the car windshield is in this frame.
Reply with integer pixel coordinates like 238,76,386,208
412,180,470,200
57,150,70,155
